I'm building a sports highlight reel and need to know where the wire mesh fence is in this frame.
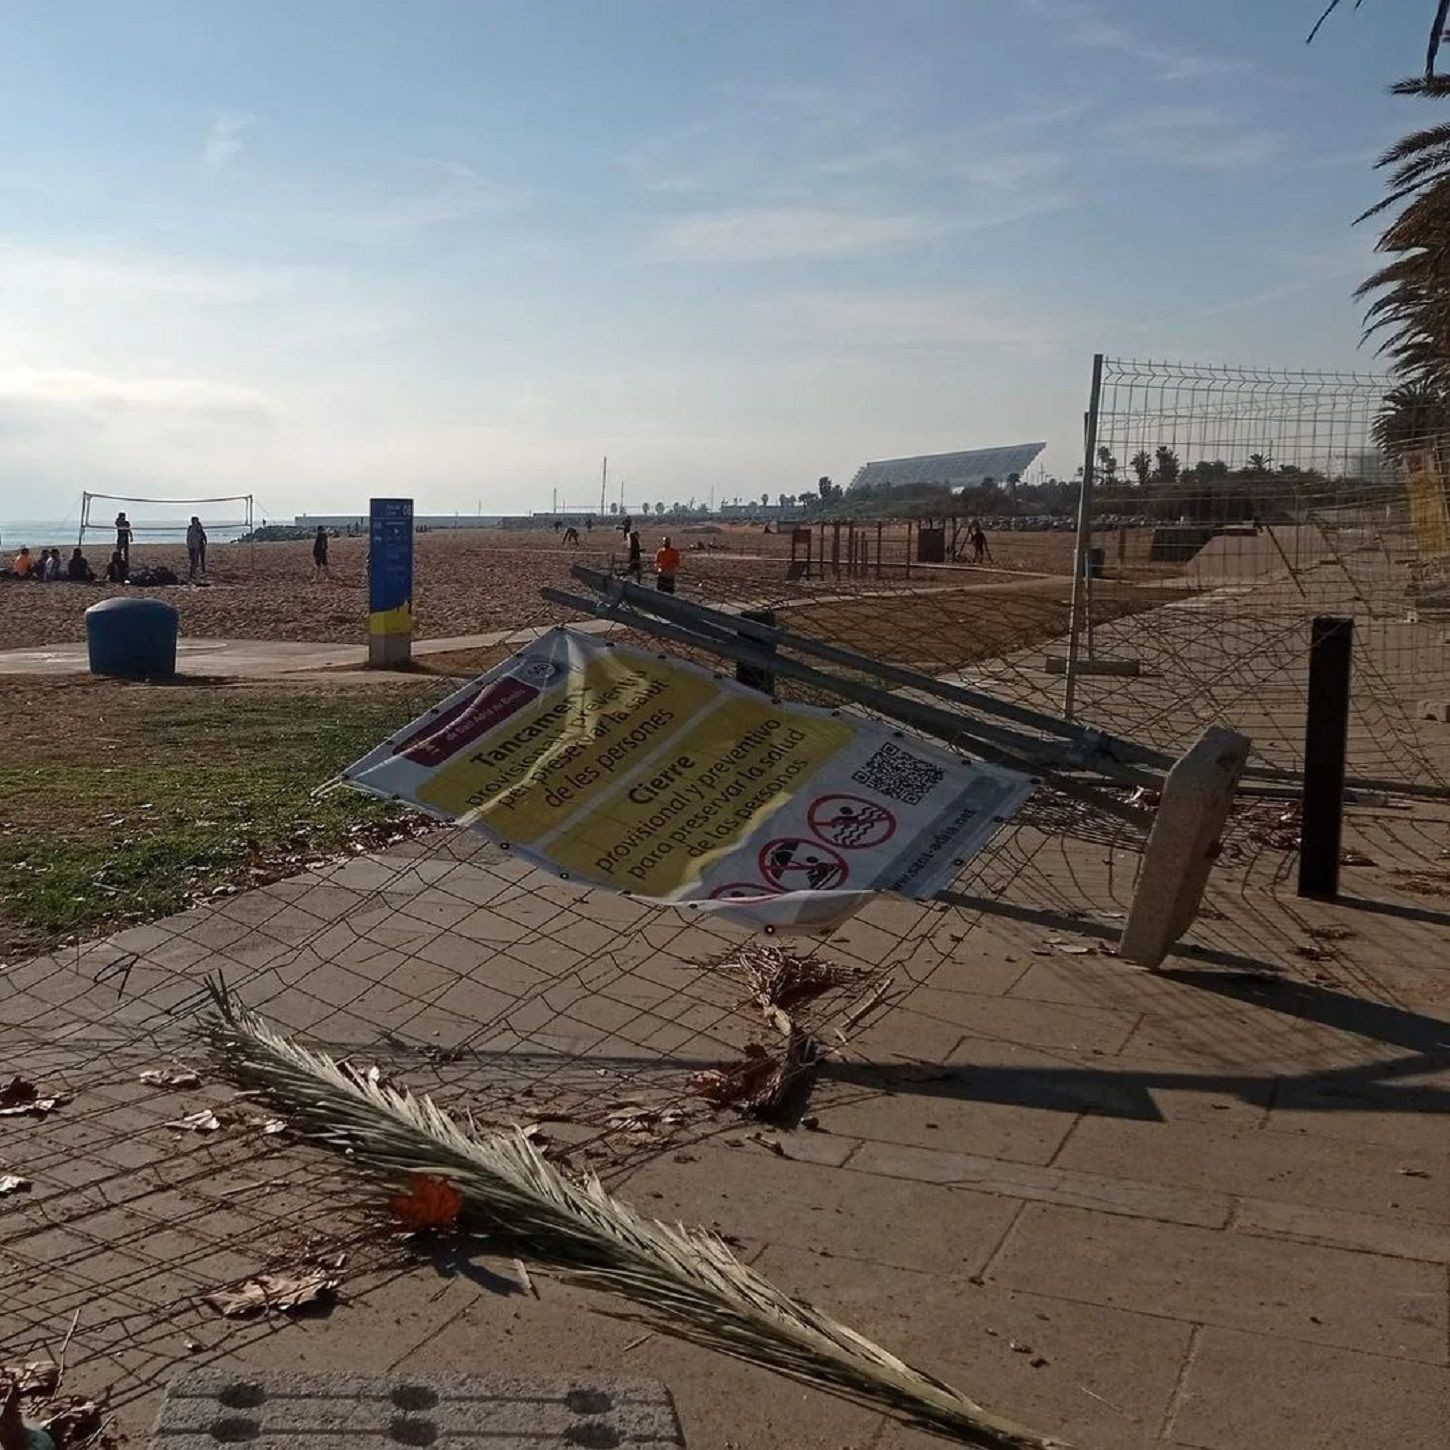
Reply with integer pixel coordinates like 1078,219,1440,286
1070,357,1450,790
4,354,1450,1434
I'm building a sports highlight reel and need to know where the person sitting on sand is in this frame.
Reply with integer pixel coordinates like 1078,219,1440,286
312,525,330,579
67,548,95,582
186,516,207,578
114,511,133,566
104,550,127,584
41,548,65,581
12,546,34,578
626,529,642,583
655,535,681,594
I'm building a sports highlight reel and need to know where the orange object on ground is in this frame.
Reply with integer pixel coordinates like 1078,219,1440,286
390,1172,462,1228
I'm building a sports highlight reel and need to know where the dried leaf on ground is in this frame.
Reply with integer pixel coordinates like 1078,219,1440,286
203,1268,337,1318
727,944,863,1013
165,1110,221,1133
0,1079,65,1119
39,1397,104,1448
390,1173,462,1229
0,1174,31,1197
139,1068,200,1089
1,1363,58,1397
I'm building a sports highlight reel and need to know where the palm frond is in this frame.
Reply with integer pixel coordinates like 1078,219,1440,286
203,985,1068,1450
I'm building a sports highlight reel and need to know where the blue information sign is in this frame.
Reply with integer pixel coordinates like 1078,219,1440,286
368,497,413,637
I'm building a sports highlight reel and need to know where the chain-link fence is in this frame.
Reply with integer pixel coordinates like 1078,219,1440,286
1066,356,1450,792
5,357,1450,1435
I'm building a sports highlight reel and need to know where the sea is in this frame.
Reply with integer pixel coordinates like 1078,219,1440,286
1,519,255,549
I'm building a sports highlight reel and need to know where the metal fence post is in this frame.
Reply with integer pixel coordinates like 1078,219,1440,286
1298,615,1353,898
1064,353,1104,720
735,609,777,694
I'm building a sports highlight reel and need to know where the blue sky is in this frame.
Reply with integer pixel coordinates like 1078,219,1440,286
0,0,1432,517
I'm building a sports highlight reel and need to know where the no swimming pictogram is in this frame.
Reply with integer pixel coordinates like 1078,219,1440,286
807,794,896,849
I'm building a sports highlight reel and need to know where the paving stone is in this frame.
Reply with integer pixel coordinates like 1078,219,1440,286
1054,1112,1448,1222
1234,1197,1450,1264
623,1141,1018,1276
810,1076,1078,1165
896,988,1137,1055
154,1369,685,1448
845,1139,1231,1227
758,1244,1195,1450
1169,1326,1450,1450
993,1202,1448,1360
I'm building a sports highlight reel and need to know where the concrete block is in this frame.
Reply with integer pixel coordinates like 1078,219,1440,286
154,1370,685,1449
1042,654,1141,676
1416,699,1450,721
1119,725,1250,968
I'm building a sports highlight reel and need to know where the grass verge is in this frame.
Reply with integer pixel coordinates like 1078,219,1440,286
0,677,449,961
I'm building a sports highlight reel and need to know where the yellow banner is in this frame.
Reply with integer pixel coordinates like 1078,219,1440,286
1404,449,1450,555
345,628,1033,931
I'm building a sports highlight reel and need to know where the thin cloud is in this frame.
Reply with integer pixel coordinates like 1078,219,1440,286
1018,0,1245,81
762,288,1064,350
305,160,530,239
1099,106,1282,170
653,207,932,263
202,111,254,170
0,366,272,414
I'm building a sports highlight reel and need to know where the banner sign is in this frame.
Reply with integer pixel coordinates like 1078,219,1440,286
368,498,414,636
1403,450,1450,556
343,628,1034,929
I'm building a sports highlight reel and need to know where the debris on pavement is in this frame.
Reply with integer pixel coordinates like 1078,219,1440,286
390,1173,462,1229
0,1365,57,1399
0,1079,66,1119
165,1110,221,1133
139,1068,201,1089
0,1174,32,1198
203,1266,339,1317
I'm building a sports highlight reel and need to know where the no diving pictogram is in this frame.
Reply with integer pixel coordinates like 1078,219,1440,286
758,838,849,892
807,794,896,849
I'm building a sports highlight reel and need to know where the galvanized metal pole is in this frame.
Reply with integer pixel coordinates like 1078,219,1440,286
1064,353,1104,721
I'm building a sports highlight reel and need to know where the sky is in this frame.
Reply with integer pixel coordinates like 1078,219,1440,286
0,0,1435,519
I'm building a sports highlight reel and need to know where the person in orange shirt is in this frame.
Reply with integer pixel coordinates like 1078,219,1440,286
12,547,34,578
654,535,681,594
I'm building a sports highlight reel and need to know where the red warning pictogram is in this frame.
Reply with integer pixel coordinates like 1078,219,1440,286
757,838,849,892
807,794,897,849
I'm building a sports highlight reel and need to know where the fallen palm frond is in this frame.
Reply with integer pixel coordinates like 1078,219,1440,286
203,985,1068,1450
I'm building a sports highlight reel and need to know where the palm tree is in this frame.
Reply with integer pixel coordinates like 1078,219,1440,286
1309,2,1450,78
1354,76,1450,394
1129,450,1152,486
1245,452,1270,475
1372,379,1450,457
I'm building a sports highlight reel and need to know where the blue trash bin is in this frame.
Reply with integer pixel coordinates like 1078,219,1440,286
86,596,179,677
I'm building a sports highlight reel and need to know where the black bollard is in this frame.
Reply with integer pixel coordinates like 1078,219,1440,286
1297,615,1353,898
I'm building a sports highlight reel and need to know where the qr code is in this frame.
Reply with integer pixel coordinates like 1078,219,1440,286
851,742,944,805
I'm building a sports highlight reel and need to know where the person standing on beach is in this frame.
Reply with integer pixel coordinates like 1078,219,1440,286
312,525,330,579
626,529,642,583
114,511,133,567
186,516,207,579
654,535,681,593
